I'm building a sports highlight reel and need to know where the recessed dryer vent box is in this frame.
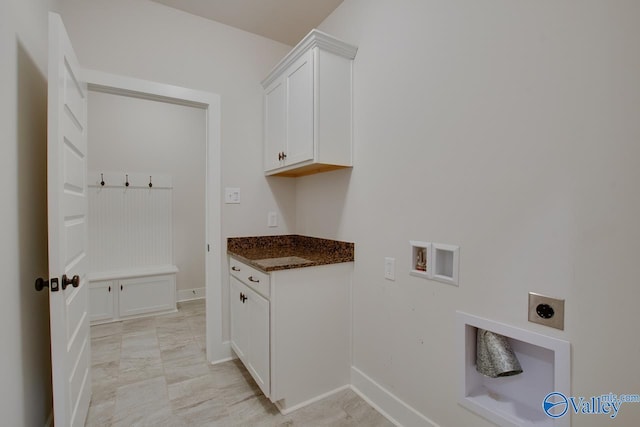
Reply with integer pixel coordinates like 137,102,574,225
457,311,571,427
432,243,459,286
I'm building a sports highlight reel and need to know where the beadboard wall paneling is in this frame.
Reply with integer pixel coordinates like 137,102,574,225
88,179,173,273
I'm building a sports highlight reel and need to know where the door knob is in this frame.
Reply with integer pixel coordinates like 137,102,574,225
35,277,60,292
35,278,49,291
61,274,80,290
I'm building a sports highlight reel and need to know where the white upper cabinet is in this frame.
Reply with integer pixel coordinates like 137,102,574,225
262,30,357,177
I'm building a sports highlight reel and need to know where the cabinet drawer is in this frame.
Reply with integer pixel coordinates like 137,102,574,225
230,258,270,298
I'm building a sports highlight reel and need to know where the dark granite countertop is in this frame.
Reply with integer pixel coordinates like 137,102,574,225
227,235,354,272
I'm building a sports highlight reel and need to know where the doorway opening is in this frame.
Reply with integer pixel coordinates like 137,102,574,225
84,70,225,362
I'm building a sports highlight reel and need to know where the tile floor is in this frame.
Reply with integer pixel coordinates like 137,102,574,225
87,299,393,426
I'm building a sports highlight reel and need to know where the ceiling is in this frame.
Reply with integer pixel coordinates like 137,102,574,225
150,0,345,46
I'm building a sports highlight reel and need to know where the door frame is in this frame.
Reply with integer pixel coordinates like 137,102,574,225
83,69,231,362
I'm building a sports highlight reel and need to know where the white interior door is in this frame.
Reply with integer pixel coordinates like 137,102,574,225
47,12,92,427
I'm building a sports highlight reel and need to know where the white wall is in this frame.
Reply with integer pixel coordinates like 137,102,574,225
88,90,206,292
297,1,640,426
60,0,296,339
0,0,61,424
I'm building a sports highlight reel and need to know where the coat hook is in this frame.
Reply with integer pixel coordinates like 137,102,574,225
148,176,153,188
100,173,105,186
125,174,130,187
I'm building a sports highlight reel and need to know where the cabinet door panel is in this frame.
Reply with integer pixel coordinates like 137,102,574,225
230,276,249,361
247,286,270,397
285,50,314,166
264,79,286,172
89,280,115,322
119,274,175,317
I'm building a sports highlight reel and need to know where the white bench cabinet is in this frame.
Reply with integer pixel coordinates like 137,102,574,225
88,266,177,324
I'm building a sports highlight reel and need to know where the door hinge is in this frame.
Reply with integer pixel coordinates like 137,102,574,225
207,244,211,252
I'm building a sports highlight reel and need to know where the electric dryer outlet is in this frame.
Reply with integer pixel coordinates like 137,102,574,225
528,292,565,330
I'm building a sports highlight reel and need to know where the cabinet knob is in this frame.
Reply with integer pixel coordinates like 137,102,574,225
278,152,283,161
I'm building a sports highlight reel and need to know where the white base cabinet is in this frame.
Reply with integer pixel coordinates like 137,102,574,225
88,266,177,324
229,256,351,413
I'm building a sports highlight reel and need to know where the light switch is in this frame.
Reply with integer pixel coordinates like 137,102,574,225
224,187,240,204
384,257,395,281
268,211,278,227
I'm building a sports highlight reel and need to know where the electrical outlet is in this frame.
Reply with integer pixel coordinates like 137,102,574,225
384,257,395,281
528,292,565,330
224,187,240,204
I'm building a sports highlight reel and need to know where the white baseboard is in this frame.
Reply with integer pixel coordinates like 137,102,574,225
275,384,351,415
210,356,235,366
350,366,440,427
208,340,234,364
178,287,205,302
91,308,178,326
